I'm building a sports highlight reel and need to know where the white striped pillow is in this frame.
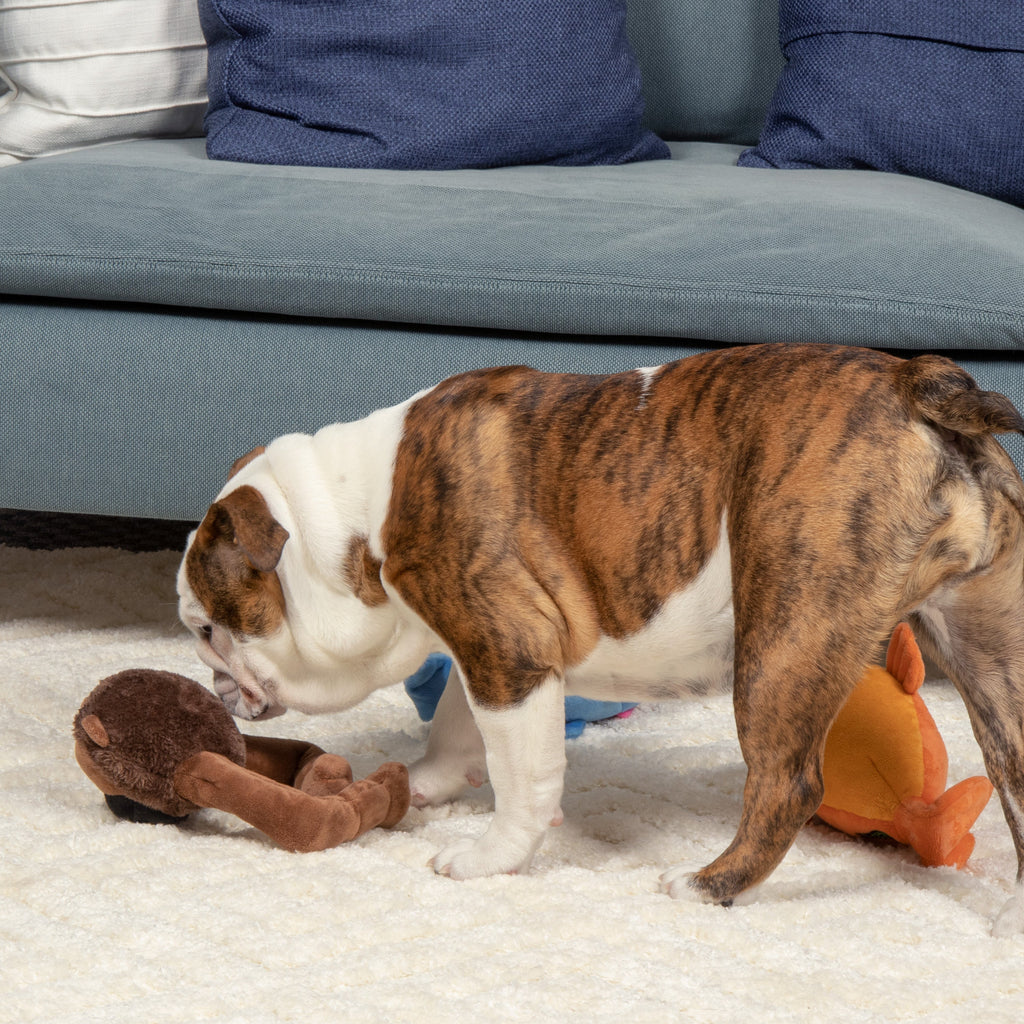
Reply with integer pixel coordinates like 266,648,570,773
0,0,207,165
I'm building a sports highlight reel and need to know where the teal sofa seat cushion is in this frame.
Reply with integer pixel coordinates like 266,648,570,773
2,138,1023,350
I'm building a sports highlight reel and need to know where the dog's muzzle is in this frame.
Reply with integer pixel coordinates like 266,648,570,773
213,671,285,721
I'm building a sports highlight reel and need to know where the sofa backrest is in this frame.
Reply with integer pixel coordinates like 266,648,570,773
626,0,784,145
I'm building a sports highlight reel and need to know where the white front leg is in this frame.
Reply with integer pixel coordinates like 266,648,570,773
433,673,567,880
409,664,487,807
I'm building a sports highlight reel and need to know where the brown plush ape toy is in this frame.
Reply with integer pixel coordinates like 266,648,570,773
74,669,409,852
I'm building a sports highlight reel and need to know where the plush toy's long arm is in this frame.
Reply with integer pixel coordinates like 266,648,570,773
173,751,409,852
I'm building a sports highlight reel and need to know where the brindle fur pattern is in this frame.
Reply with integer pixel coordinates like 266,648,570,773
343,536,389,608
180,343,1024,920
382,344,1024,904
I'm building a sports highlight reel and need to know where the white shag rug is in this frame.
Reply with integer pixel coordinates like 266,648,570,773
2,544,1023,1024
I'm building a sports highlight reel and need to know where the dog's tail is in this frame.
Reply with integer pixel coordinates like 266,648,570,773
898,355,1024,438
898,354,1024,516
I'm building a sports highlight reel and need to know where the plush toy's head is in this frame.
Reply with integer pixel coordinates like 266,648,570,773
74,669,246,820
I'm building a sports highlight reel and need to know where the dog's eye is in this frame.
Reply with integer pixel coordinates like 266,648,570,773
200,625,213,640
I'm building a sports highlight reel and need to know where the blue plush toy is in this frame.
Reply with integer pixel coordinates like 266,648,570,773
403,654,636,738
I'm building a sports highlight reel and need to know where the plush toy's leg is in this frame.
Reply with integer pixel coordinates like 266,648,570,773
241,735,352,790
294,754,355,797
174,751,409,852
364,764,412,829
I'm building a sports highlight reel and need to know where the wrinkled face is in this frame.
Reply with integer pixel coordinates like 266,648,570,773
177,483,292,720
178,451,431,722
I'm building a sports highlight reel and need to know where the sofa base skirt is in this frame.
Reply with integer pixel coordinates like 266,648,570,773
3,296,1023,520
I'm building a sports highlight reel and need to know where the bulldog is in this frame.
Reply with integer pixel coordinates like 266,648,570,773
178,343,1024,934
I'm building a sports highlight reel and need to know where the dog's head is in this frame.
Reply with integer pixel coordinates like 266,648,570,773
177,441,428,720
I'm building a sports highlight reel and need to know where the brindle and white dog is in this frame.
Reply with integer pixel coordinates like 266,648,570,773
177,344,1024,934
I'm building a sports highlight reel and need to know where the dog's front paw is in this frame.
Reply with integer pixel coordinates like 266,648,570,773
432,832,537,880
409,754,486,808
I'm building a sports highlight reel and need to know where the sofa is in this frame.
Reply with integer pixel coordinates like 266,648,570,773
2,0,1023,524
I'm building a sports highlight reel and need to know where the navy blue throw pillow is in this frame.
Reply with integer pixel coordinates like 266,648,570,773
738,1,1024,206
198,0,669,170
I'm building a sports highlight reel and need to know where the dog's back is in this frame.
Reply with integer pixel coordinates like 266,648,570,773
384,345,1024,933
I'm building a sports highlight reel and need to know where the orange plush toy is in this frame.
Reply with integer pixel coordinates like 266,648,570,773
817,623,992,868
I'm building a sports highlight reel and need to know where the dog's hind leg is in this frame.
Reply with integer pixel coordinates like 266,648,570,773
910,534,1024,936
662,618,872,906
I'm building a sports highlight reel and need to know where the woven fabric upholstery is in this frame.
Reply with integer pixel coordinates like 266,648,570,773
626,0,784,145
0,0,206,166
4,296,1024,520
0,297,721,518
3,138,1023,352
199,0,668,169
738,0,1024,206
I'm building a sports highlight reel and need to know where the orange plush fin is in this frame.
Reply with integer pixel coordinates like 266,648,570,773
887,622,949,806
886,622,926,695
893,776,994,867
945,834,976,871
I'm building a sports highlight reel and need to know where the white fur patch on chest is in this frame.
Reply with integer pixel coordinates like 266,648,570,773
566,517,734,701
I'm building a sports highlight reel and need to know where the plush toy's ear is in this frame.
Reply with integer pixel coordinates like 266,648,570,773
80,714,110,748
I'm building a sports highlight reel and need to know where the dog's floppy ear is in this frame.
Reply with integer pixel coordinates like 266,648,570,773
199,485,289,573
